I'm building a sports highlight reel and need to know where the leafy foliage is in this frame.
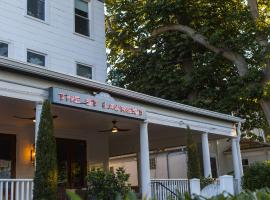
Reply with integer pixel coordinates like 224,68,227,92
243,161,270,190
33,101,58,200
186,127,201,179
106,0,270,133
86,167,131,200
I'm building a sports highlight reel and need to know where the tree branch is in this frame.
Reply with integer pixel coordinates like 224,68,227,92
106,16,141,54
152,24,248,76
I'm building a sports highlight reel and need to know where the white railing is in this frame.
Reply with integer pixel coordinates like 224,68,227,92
151,179,189,200
0,179,33,200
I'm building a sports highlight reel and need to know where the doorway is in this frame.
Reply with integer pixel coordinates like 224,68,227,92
0,133,16,178
56,138,87,188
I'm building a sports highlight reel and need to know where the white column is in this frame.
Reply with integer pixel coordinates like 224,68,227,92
140,121,151,199
232,138,241,190
202,133,212,177
35,102,43,144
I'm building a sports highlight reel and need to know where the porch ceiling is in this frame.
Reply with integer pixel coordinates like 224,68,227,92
0,96,227,157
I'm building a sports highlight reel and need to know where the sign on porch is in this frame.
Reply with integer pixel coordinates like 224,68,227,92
49,87,146,120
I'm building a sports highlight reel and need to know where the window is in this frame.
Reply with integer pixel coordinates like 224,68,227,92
27,50,46,66
0,42,8,57
75,0,90,36
149,158,156,170
77,63,92,79
242,159,249,170
27,0,45,20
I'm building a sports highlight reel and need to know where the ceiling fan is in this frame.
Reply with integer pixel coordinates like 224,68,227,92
14,115,58,122
98,120,130,133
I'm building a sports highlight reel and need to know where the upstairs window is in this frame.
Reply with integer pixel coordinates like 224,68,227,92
27,50,46,67
27,0,45,21
77,63,92,79
75,0,90,36
0,42,8,57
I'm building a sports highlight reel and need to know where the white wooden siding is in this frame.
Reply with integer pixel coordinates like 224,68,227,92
0,0,107,82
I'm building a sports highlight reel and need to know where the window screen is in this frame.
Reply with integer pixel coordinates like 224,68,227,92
27,51,45,66
77,63,92,79
27,0,45,20
75,0,89,36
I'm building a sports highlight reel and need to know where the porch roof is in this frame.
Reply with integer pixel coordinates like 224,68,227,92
0,57,244,123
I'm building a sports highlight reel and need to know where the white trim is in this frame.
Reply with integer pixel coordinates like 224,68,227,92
0,57,244,123
0,79,48,102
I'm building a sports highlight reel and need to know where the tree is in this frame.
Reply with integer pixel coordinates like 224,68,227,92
33,100,58,200
106,0,270,133
186,127,201,179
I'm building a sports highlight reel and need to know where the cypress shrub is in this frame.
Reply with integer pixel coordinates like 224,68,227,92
33,100,58,200
186,126,201,179
243,161,270,190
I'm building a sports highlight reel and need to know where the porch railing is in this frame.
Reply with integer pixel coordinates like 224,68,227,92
0,179,33,200
151,179,189,200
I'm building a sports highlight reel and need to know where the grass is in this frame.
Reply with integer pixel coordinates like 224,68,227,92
66,190,82,200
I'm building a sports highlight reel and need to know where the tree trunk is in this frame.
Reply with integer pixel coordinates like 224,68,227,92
260,99,270,126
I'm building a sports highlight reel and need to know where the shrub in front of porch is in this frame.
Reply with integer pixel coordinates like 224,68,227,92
243,161,270,191
33,101,58,200
186,126,201,179
86,167,131,200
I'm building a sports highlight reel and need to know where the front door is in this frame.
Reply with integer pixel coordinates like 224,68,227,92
0,133,16,178
56,138,87,188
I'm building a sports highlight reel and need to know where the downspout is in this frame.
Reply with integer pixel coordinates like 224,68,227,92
236,122,244,177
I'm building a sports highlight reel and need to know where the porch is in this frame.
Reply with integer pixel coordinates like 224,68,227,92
0,92,243,199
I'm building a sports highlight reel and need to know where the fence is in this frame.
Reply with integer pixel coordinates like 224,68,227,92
0,179,33,200
151,179,189,200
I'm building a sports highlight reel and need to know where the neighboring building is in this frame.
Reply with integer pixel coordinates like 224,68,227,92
0,0,244,198
109,138,270,188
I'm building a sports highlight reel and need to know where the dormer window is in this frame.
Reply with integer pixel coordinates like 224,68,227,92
75,0,90,37
27,0,45,21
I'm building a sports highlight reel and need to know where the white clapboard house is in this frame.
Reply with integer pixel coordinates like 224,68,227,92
0,0,244,199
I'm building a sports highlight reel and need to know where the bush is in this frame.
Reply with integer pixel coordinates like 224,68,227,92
86,167,131,200
33,101,58,200
186,126,201,179
243,161,270,190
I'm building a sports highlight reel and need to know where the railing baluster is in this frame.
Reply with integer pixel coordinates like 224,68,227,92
0,181,3,200
15,181,19,200
26,181,30,200
5,181,8,200
10,181,14,200
21,181,24,200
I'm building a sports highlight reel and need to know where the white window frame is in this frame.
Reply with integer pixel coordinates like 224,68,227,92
75,62,94,79
26,49,47,67
73,0,94,40
25,0,50,24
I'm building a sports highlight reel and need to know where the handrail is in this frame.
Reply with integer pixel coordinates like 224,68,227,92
151,181,179,198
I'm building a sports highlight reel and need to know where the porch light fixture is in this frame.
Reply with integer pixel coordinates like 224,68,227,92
111,126,118,133
30,144,36,165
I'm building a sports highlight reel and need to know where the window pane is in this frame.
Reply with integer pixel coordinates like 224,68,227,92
75,16,89,36
77,64,92,79
27,0,45,20
27,51,45,66
0,43,8,57
75,0,88,13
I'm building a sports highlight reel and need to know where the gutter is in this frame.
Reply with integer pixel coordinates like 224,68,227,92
0,57,245,123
